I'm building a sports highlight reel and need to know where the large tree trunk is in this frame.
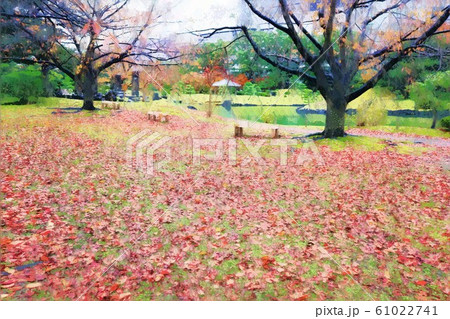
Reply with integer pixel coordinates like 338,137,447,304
81,70,97,110
206,88,213,118
431,108,437,129
323,95,347,138
41,64,53,97
112,74,123,92
132,71,140,98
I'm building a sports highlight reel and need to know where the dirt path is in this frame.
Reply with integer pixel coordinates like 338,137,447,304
347,130,450,147
229,118,450,147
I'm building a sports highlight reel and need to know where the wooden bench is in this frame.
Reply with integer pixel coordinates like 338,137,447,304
148,111,170,123
233,125,279,138
101,101,120,110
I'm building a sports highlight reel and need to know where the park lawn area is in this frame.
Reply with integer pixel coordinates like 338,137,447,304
165,88,441,130
358,126,450,138
176,88,416,111
0,102,449,301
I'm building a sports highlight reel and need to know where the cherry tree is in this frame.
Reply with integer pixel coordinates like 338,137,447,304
0,0,175,110
204,0,449,137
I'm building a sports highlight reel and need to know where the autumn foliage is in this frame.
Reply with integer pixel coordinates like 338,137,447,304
1,107,449,300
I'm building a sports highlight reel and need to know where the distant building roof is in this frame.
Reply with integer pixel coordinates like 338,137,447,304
212,79,241,87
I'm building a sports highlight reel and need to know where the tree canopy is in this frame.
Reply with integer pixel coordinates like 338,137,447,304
0,0,176,109
199,0,449,136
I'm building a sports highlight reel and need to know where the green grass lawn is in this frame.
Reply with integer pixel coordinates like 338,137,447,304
1,100,448,301
2,93,448,138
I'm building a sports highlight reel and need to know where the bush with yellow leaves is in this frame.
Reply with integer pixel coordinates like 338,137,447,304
356,97,388,127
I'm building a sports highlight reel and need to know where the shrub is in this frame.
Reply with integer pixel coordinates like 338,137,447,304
177,83,196,95
259,107,276,124
161,84,172,97
296,82,319,104
441,116,450,130
48,69,74,92
241,82,262,96
218,86,237,95
356,97,388,127
408,71,450,128
0,64,43,104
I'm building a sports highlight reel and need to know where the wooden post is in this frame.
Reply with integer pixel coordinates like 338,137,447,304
272,127,279,139
235,126,243,137
148,112,169,122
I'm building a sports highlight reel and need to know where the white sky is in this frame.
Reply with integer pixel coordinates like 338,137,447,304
130,0,244,43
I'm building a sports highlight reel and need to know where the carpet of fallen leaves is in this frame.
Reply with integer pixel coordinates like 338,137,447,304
1,108,449,301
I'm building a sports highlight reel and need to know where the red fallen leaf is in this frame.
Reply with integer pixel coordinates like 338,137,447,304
118,292,131,300
402,238,411,243
41,230,52,236
419,236,431,245
416,290,429,301
35,273,46,281
67,256,76,264
261,256,275,269
294,294,309,301
110,283,119,292
415,280,427,286
0,237,11,245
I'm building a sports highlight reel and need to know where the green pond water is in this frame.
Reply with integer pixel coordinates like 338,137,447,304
217,107,437,128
